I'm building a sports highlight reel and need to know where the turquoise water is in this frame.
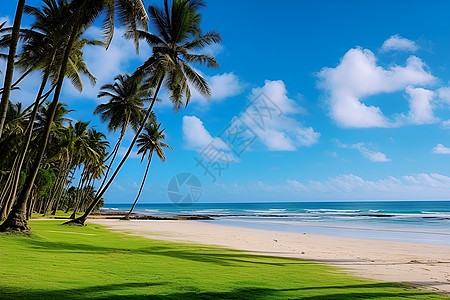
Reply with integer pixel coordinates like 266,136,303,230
102,201,450,245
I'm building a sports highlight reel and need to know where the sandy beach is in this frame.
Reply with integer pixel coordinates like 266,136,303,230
91,219,450,294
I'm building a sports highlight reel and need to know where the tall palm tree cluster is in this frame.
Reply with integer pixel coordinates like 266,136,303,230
0,0,221,232
0,102,108,220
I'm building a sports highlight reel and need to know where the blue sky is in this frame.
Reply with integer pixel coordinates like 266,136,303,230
2,0,450,203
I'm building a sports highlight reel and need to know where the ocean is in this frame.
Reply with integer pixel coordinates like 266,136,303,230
102,201,450,245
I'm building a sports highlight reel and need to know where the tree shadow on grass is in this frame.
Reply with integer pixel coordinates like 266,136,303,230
22,238,307,267
0,283,440,300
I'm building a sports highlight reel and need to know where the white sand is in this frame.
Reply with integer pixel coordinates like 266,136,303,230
90,219,450,294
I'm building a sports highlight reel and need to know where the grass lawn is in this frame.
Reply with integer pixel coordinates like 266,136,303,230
31,210,84,219
0,220,447,299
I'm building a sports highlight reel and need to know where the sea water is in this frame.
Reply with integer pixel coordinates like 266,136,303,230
102,201,450,245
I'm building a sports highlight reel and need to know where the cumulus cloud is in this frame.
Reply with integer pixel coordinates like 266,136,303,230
117,146,141,159
285,173,450,199
183,80,319,156
64,26,151,102
182,116,227,150
242,80,320,151
182,116,235,162
0,16,11,27
338,141,390,162
441,119,450,129
213,173,450,201
190,72,243,105
398,86,437,125
317,47,436,128
437,86,450,105
432,144,450,154
381,35,418,53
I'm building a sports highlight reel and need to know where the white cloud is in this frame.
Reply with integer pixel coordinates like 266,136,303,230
1,67,45,107
286,173,450,198
190,72,243,105
432,144,450,154
182,80,319,156
339,141,391,162
242,80,320,151
317,47,436,128
437,86,450,104
117,145,141,159
398,86,437,125
182,116,235,162
182,116,226,150
212,173,450,201
64,26,152,102
0,16,11,27
441,119,450,129
381,35,418,53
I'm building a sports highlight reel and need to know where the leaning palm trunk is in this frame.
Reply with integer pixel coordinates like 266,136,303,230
70,172,93,219
44,164,70,216
69,167,87,217
7,54,55,209
123,154,152,220
0,69,52,220
42,166,66,216
0,156,20,221
0,0,26,138
0,20,79,232
65,77,164,226
96,129,125,192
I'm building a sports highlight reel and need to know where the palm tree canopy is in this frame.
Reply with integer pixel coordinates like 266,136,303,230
69,0,148,50
134,0,222,110
0,0,102,92
95,74,150,134
137,117,173,163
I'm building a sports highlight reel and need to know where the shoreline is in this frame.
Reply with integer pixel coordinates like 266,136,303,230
89,218,450,294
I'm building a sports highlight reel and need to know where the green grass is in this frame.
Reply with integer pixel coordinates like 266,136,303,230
31,210,84,219
0,221,447,299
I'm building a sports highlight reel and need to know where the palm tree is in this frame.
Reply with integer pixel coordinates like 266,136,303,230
0,0,26,138
69,125,108,219
123,118,172,220
0,0,98,227
94,74,149,190
67,0,222,226
0,0,147,232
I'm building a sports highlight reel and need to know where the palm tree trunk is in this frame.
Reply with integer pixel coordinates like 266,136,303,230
65,76,164,226
48,167,70,216
0,156,19,208
70,167,86,218
43,162,67,216
123,154,152,220
0,20,79,232
0,0,26,138
0,156,19,221
0,70,51,216
9,63,54,205
97,131,124,192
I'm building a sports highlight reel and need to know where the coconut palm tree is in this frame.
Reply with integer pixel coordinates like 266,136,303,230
0,0,147,232
0,0,99,227
123,118,172,220
0,0,26,138
67,0,222,226
94,74,150,190
69,126,108,218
